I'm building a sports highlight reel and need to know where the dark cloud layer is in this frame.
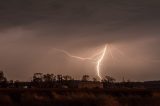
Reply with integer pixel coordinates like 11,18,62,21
0,0,160,81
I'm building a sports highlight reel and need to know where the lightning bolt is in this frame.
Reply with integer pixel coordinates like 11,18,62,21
53,48,94,61
96,45,107,80
53,45,108,81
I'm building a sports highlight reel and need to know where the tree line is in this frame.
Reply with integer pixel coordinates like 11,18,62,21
0,70,117,88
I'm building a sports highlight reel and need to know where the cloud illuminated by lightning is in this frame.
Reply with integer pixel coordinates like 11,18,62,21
53,45,108,81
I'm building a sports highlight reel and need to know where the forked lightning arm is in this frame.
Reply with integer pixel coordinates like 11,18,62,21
53,45,108,80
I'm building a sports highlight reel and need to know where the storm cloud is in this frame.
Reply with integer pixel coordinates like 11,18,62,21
0,0,160,81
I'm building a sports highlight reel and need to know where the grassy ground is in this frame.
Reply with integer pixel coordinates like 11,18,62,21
0,88,159,106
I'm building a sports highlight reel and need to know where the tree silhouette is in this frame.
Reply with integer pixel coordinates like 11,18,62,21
33,73,43,82
0,71,7,82
82,75,90,82
42,74,56,88
103,76,116,83
93,77,97,82
43,74,56,82
0,71,7,88
57,75,63,83
63,75,72,81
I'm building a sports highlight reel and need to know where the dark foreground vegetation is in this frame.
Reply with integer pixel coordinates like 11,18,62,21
0,88,160,106
0,71,160,106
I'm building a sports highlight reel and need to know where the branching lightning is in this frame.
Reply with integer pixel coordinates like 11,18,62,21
52,43,128,81
53,44,108,81
53,48,94,61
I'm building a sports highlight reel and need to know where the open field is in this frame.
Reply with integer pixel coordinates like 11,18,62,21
0,88,159,106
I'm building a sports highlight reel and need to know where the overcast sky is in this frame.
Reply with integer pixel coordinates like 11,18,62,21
0,0,160,81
